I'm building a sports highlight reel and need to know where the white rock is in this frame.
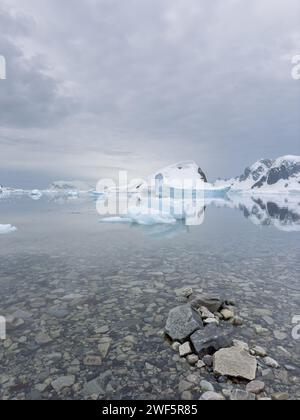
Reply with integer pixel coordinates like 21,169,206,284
179,342,192,357
213,347,257,381
200,392,225,401
252,346,267,357
221,309,234,320
263,357,279,369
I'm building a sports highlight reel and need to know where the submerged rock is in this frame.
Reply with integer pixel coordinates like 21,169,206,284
190,325,232,356
165,305,203,342
220,309,234,320
252,346,267,357
200,380,214,392
83,377,105,397
213,347,257,381
179,342,192,357
51,376,75,393
230,389,256,401
83,356,102,366
186,354,199,366
263,357,279,369
190,295,222,314
246,380,265,394
200,391,225,401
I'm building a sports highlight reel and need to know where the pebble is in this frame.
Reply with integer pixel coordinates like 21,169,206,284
200,392,225,401
178,380,193,393
233,339,249,352
35,333,52,345
274,331,287,341
246,380,265,394
179,342,192,357
252,346,267,357
51,376,75,393
232,316,244,326
196,360,206,369
181,391,193,400
186,354,199,366
186,374,199,384
83,356,102,366
262,316,274,326
202,355,213,367
230,389,256,401
263,357,279,369
200,380,214,392
220,309,234,320
272,392,289,401
171,342,181,352
200,307,215,319
204,318,219,326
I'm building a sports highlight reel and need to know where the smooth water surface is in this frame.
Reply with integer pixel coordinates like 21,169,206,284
0,193,299,400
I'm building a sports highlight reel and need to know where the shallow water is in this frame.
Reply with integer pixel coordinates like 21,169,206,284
0,193,299,400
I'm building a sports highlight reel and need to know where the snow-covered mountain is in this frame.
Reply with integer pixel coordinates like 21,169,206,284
216,155,300,193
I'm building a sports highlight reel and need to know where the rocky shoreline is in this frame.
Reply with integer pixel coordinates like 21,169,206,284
164,288,290,401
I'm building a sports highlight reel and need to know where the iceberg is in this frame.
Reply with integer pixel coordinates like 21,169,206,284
100,161,230,198
0,224,17,234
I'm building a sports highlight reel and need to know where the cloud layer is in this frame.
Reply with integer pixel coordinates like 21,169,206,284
0,0,299,187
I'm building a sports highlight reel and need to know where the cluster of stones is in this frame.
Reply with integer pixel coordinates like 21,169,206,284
164,288,283,400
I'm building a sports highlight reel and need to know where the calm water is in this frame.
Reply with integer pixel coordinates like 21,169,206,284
0,193,299,400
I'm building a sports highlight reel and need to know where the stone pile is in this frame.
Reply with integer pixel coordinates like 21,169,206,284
164,289,284,400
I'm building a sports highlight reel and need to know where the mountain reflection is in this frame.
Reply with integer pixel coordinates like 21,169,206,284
218,195,300,232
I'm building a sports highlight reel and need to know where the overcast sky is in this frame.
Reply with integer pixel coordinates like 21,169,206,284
0,0,299,188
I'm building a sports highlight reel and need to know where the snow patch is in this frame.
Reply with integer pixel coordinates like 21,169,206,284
0,224,17,235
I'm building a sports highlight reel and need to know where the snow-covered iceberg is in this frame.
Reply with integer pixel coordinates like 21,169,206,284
0,224,17,234
98,161,230,198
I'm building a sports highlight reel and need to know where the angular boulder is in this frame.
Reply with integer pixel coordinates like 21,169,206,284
189,295,222,313
165,305,203,342
190,324,232,356
213,346,257,381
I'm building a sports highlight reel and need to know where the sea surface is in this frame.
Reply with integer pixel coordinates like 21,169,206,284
0,193,299,400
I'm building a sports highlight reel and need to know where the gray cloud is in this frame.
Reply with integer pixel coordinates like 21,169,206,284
0,0,299,187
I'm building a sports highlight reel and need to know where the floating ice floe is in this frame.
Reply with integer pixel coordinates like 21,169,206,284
0,224,17,235
29,190,43,200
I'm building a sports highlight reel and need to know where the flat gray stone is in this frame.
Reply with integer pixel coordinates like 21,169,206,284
190,295,222,313
51,376,75,393
83,355,102,366
83,377,105,397
246,380,265,394
35,333,53,345
213,347,257,381
165,305,202,342
190,325,232,356
230,389,256,401
200,392,225,401
186,354,199,365
252,346,267,357
179,342,192,357
263,357,279,369
200,380,214,392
